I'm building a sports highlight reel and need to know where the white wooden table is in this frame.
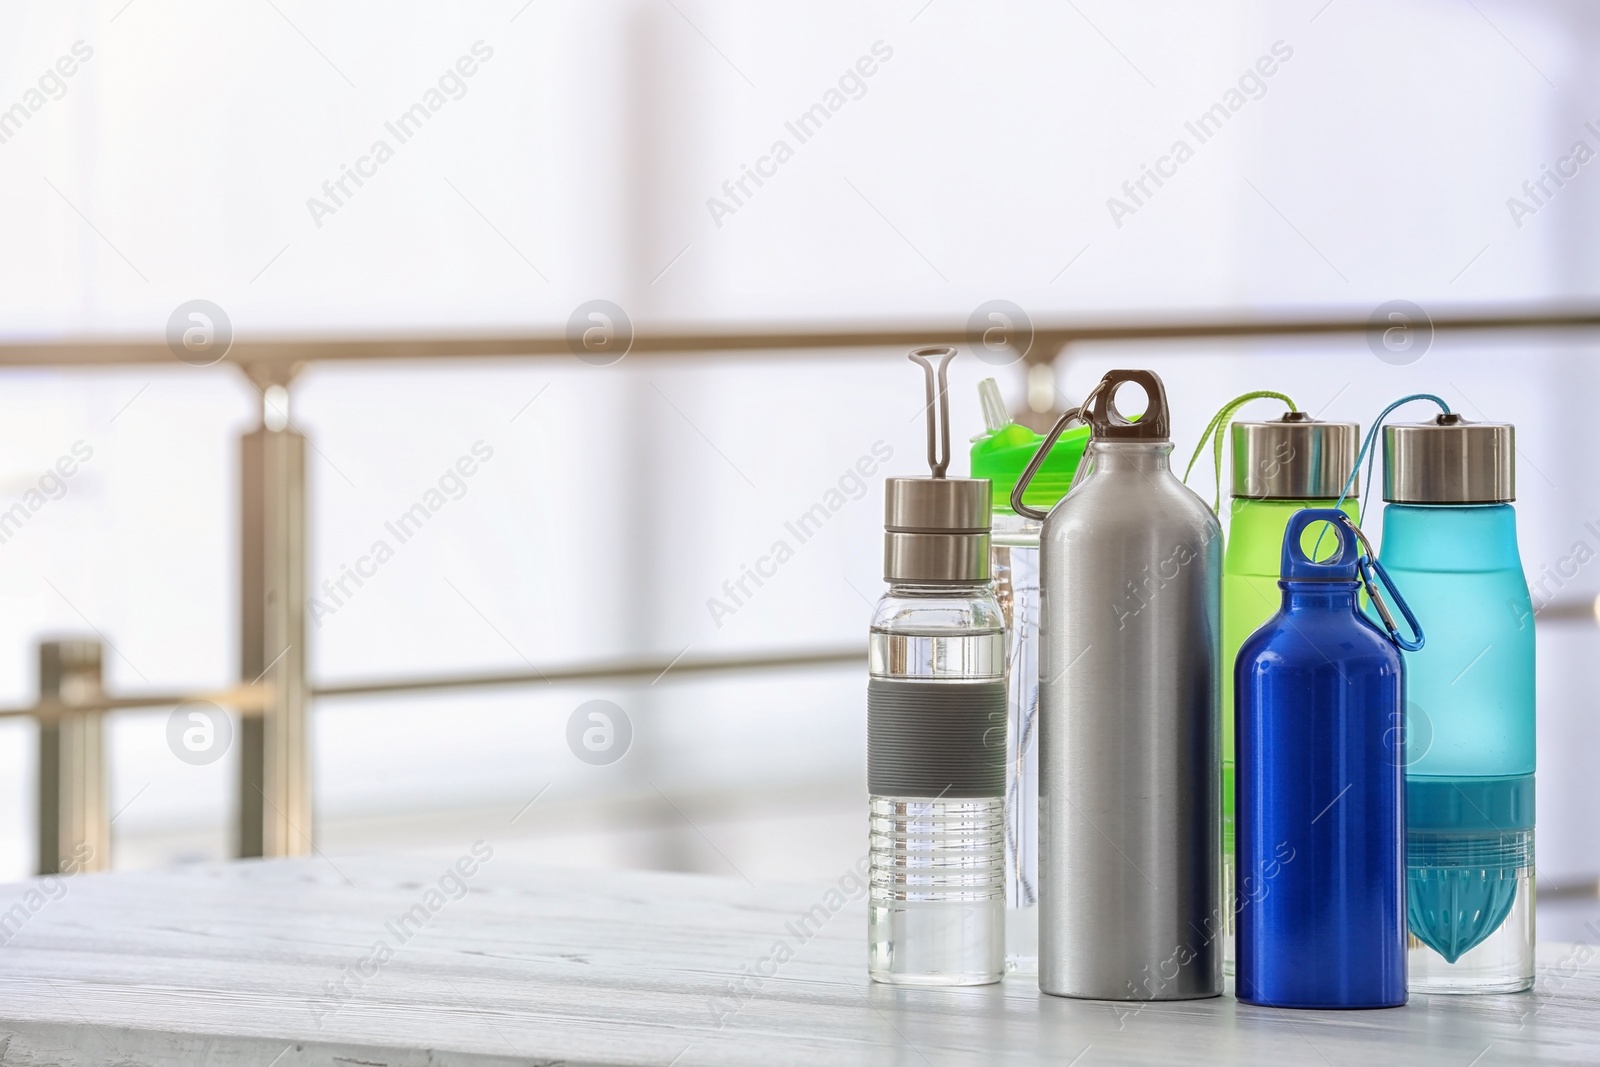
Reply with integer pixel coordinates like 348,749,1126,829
0,851,1593,1065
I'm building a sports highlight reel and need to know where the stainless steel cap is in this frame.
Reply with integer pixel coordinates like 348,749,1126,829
883,476,990,581
1231,414,1359,500
885,478,990,531
1384,414,1514,503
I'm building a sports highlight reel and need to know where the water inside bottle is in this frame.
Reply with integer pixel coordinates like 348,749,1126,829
869,629,1005,679
867,796,1005,985
868,628,1005,984
993,538,1042,973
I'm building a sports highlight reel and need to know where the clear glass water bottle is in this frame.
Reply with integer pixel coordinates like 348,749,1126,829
969,379,1088,974
868,348,1006,986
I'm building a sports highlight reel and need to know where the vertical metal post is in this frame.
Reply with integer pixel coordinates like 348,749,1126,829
1018,340,1066,435
238,372,311,858
37,639,110,875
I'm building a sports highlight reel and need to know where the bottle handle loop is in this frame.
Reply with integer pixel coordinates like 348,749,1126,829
907,347,957,479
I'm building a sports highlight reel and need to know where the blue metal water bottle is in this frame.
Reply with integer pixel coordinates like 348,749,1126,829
1235,508,1418,1009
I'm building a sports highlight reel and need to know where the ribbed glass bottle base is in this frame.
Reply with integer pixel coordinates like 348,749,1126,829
868,796,1004,985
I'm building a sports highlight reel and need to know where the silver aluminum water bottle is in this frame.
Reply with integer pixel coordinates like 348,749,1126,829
1013,369,1222,1001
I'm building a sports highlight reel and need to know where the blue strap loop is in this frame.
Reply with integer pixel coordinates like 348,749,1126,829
1312,392,1452,565
1332,392,1452,523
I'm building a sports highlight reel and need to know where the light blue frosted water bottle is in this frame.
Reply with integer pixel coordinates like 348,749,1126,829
1380,413,1534,994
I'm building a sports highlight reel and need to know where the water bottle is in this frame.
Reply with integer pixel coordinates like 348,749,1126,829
1235,508,1413,1009
1014,368,1222,1002
969,379,1089,974
1380,414,1534,994
868,347,1006,986
1219,412,1358,971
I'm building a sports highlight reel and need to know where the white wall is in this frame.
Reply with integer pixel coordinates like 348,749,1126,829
0,0,1593,885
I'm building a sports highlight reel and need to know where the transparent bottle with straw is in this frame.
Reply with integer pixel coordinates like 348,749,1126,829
969,379,1089,975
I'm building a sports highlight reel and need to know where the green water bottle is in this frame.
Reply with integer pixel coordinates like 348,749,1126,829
1207,407,1359,973
969,379,1088,975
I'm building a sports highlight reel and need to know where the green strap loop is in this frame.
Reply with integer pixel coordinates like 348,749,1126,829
1181,390,1298,513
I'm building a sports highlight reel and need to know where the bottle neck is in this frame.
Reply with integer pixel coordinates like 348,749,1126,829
1084,439,1173,475
887,580,992,598
1381,503,1522,572
1281,580,1361,611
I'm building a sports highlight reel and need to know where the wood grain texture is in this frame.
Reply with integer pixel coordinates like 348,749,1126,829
0,851,1591,1065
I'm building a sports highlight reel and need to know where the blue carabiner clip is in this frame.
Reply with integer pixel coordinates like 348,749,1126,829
1357,554,1425,653
1332,513,1425,653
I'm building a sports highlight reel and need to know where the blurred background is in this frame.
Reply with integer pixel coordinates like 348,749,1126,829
0,0,1596,934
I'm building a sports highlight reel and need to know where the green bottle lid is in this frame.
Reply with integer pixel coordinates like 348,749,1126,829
969,380,1090,512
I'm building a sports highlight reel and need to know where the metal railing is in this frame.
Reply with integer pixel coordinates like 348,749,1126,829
9,302,1600,370
4,301,1597,873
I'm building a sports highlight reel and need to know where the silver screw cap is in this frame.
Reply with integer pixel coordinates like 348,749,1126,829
1384,414,1515,504
1231,413,1360,500
884,347,992,583
883,476,991,582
